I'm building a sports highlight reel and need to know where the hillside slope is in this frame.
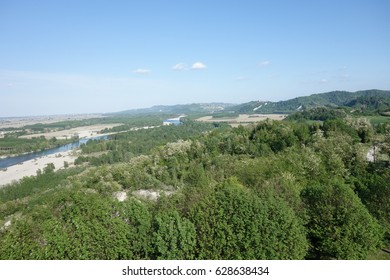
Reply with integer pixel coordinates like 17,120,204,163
115,103,235,115
231,89,390,114
111,90,390,116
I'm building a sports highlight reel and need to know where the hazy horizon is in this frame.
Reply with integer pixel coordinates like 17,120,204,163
1,88,389,119
1,0,389,117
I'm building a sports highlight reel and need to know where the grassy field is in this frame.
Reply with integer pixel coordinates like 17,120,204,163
365,115,390,126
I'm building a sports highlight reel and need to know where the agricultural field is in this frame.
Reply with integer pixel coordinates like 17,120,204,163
196,114,286,127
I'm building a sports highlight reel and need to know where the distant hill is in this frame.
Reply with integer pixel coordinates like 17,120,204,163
114,103,235,115
231,89,390,114
113,89,390,116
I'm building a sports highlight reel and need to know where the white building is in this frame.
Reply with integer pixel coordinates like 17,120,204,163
163,116,184,126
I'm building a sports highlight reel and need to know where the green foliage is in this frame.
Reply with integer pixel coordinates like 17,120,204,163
379,132,390,161
374,120,390,133
286,107,347,121
249,120,301,153
302,181,382,259
311,132,356,178
322,119,360,141
76,121,216,166
346,117,374,143
183,163,209,188
231,90,390,114
0,167,83,204
345,95,390,113
358,169,390,242
43,163,55,174
188,178,308,259
152,210,196,260
0,191,153,259
0,136,74,156
0,218,45,259
1,112,390,260
20,116,153,133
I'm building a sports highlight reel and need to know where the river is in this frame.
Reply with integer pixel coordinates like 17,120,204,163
0,135,108,169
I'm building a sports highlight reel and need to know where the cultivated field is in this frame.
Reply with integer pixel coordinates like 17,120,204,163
196,114,287,127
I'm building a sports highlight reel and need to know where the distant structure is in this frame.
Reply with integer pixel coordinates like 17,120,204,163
163,116,184,126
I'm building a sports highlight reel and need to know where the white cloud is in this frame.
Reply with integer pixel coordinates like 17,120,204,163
133,69,151,74
191,62,207,70
259,60,271,66
172,63,187,71
235,76,248,81
319,78,328,83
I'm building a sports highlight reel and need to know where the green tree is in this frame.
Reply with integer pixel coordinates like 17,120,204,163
249,120,299,154
0,218,44,259
302,181,382,259
322,119,359,141
188,178,308,259
43,163,55,174
184,163,209,188
0,190,153,260
152,210,196,259
347,117,374,143
359,169,390,243
380,132,390,163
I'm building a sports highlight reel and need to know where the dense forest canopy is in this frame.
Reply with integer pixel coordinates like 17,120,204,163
1,91,390,260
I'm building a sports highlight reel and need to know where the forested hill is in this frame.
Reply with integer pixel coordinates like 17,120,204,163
112,90,390,116
231,89,390,114
114,103,235,115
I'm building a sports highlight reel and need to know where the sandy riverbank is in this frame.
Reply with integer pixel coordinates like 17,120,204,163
0,150,79,187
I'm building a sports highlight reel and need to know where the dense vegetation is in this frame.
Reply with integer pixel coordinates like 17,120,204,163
0,115,166,156
231,89,390,114
1,109,389,260
75,121,220,165
0,136,74,156
1,115,164,135
106,89,390,116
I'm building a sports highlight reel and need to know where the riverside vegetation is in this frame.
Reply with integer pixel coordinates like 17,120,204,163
0,115,167,156
1,107,390,259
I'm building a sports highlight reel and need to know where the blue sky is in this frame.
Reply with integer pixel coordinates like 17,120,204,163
1,0,389,117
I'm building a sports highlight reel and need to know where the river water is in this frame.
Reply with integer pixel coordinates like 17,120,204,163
0,135,108,169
